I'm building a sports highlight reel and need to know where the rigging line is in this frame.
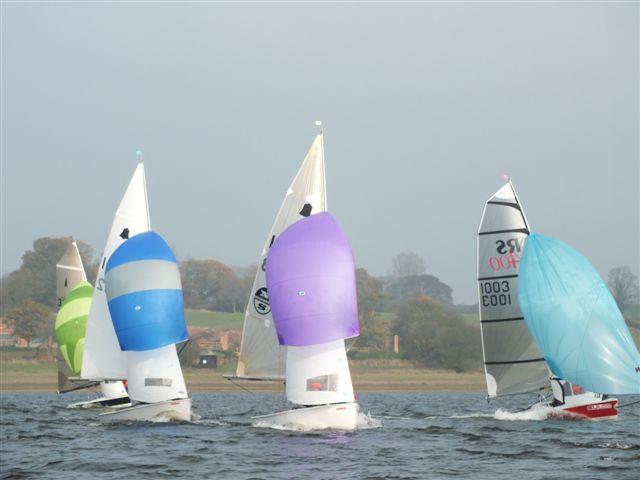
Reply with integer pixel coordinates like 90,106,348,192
484,358,545,365
225,376,256,395
176,339,190,357
617,399,640,409
59,381,100,394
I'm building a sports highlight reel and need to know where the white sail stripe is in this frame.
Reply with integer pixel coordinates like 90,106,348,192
105,260,181,301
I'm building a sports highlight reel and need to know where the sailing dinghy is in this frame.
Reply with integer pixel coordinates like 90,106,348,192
55,241,130,408
234,124,359,430
476,181,627,420
99,230,191,421
80,161,189,421
253,211,360,430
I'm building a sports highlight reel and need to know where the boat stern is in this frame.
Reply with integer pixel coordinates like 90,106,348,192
563,398,618,421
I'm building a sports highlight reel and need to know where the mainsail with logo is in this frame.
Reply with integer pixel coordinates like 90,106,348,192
81,162,151,381
476,182,549,397
234,132,326,380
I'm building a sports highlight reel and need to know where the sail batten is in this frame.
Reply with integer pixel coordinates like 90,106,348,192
476,182,549,397
235,133,326,380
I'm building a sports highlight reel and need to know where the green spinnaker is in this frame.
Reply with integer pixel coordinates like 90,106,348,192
55,281,93,375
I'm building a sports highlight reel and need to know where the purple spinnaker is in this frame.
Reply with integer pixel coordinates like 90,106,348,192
265,212,359,347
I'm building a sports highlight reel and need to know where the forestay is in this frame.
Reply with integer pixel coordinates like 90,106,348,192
519,234,640,395
235,133,327,380
476,182,549,397
81,163,151,381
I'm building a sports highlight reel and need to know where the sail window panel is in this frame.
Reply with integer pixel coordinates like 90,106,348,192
144,377,173,387
479,203,527,234
482,320,544,364
487,361,550,396
306,374,339,392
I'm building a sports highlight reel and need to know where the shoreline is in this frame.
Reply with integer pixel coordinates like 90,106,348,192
0,366,486,394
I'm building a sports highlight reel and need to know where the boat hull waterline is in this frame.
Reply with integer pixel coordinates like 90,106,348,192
99,398,192,422
528,397,618,420
252,402,359,430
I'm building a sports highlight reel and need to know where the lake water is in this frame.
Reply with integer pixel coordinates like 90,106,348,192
1,392,638,479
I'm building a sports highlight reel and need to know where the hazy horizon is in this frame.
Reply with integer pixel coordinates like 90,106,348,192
2,2,638,303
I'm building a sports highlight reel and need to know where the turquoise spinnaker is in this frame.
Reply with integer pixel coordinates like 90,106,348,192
518,233,640,394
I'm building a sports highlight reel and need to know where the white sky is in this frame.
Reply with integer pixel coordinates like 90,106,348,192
2,2,638,303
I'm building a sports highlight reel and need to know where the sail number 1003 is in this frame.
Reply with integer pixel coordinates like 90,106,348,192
480,280,512,307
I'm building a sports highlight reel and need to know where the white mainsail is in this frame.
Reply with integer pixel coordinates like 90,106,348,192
81,162,151,381
235,133,327,380
476,181,549,397
56,242,87,307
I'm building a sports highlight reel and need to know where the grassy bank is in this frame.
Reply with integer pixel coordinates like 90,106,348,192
0,359,484,393
185,310,244,330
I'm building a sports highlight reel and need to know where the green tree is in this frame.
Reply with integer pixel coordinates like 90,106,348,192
1,237,95,310
384,274,453,307
5,299,53,345
180,259,244,312
391,251,426,277
355,268,387,348
607,266,639,314
392,296,481,372
177,339,200,368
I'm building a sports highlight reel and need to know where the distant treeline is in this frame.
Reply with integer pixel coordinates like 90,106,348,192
2,237,638,372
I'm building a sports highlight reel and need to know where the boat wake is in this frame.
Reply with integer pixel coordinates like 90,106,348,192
356,411,382,429
252,411,381,432
494,407,585,421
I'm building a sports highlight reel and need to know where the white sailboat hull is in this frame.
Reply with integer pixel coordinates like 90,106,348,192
99,398,191,422
66,380,131,409
252,402,359,430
